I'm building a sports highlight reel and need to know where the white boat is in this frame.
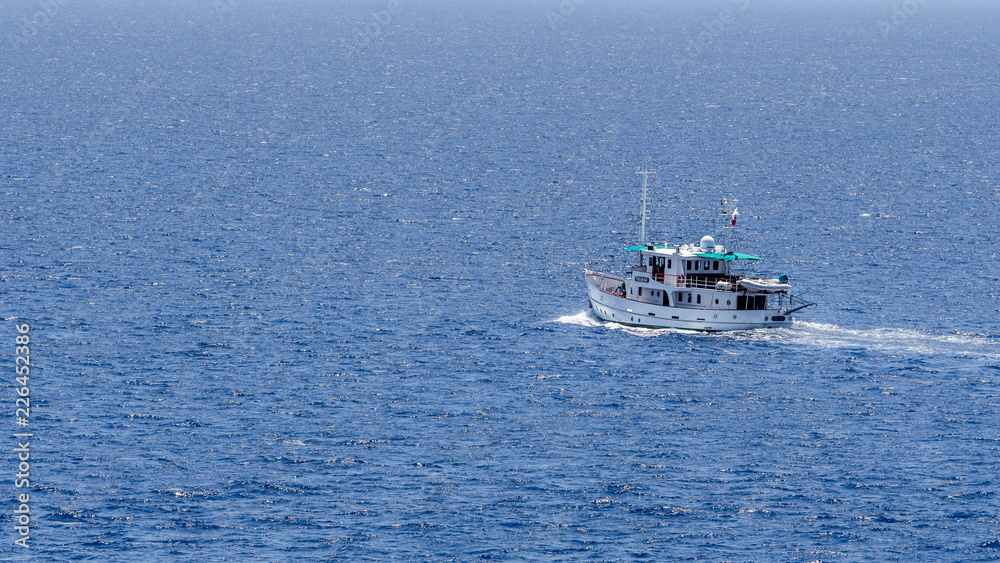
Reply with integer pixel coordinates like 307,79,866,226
584,167,814,331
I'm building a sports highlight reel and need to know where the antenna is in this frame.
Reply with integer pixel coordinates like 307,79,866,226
636,162,655,245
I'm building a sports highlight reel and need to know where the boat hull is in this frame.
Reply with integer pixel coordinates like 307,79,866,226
585,271,793,331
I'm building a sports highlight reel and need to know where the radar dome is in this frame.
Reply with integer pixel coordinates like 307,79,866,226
700,235,715,251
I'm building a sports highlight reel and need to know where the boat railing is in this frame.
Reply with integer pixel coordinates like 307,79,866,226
684,275,738,291
590,272,626,297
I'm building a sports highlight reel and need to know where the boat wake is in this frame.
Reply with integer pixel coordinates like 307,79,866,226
554,312,1000,360
778,321,1000,360
553,311,605,328
553,310,713,337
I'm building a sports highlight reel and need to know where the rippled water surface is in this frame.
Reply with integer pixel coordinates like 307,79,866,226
2,0,999,560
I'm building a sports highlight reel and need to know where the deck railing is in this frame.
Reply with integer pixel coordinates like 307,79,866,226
598,272,783,296
683,275,738,291
590,273,625,296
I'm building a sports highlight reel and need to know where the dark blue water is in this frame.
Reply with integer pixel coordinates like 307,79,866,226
2,0,999,560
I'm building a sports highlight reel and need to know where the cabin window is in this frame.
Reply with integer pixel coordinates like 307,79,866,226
687,293,692,303
638,287,643,296
648,257,655,266
736,296,768,310
713,261,719,270
686,260,691,270
697,294,701,304
667,259,671,269
694,261,699,271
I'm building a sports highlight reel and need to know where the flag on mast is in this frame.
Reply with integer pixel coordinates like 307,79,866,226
730,207,739,226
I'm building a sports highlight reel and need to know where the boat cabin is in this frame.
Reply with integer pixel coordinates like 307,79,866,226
623,239,773,312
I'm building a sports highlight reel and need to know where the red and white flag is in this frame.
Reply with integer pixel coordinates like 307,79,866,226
730,207,739,226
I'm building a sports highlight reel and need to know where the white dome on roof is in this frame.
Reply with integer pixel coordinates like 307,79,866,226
700,235,715,251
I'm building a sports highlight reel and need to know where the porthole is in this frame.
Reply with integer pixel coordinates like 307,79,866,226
733,315,737,319
727,300,731,305
715,299,719,305
713,314,718,319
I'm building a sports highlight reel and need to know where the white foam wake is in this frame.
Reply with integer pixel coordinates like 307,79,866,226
552,310,707,337
785,321,999,359
554,312,1000,359
553,311,604,327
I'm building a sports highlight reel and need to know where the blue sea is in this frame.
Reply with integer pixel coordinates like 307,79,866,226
2,0,1000,560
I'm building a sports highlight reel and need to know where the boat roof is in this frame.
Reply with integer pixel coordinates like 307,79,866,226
621,244,669,252
621,244,762,261
696,252,762,261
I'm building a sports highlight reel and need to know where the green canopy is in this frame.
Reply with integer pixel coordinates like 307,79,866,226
621,244,670,253
696,252,762,261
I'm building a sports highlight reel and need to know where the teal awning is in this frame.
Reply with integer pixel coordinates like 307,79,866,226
621,244,670,253
696,252,762,261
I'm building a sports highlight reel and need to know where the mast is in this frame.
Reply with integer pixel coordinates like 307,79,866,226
636,165,655,245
